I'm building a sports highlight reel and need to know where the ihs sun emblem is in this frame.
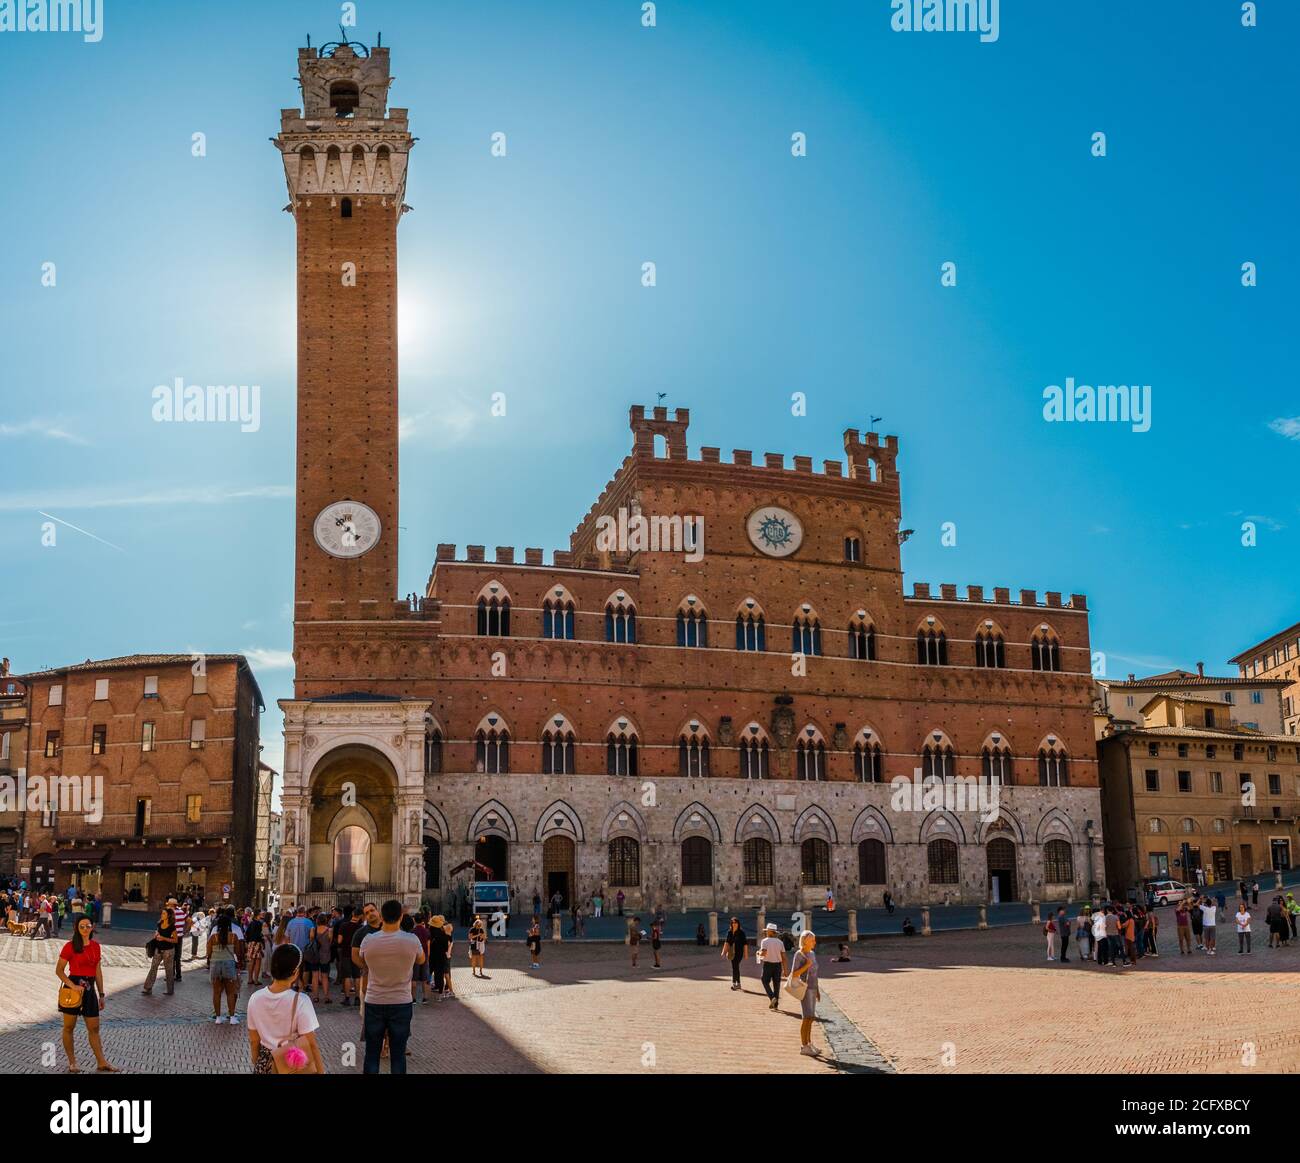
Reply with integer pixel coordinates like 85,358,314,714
756,513,793,550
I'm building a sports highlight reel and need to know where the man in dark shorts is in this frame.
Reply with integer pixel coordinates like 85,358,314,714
335,905,361,1005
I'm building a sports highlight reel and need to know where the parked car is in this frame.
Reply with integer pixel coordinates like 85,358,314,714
1145,879,1191,906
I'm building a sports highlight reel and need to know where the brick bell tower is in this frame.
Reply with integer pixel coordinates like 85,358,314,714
274,36,412,625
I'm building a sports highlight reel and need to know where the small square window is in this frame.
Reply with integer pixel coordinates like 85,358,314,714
91,725,107,755
1210,771,1223,793
189,719,206,749
1144,770,1159,792
144,675,158,697
49,684,63,707
141,721,156,752
1268,773,1281,795
1177,771,1191,793
1147,742,1159,758
186,794,202,823
193,672,207,695
1177,743,1189,758
94,678,109,701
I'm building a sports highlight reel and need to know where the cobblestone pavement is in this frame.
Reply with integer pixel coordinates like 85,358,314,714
824,929,1300,1074
4,925,1297,1074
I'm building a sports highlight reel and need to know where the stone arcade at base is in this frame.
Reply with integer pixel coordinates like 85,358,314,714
272,36,1104,914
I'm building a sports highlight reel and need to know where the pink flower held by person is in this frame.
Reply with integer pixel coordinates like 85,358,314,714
283,1046,308,1069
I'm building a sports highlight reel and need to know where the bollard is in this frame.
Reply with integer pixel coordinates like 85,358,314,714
756,907,766,936
551,914,562,943
708,910,719,946
101,903,112,929
978,904,988,931
848,909,858,943
1030,898,1041,925
1276,871,1285,891
921,907,932,936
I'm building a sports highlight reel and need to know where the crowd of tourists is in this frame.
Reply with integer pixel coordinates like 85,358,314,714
1042,881,1300,966
41,891,495,1075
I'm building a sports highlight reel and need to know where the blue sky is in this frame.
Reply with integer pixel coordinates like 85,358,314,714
2,0,1298,781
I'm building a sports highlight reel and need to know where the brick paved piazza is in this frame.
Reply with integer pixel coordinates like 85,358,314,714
3,925,1298,1074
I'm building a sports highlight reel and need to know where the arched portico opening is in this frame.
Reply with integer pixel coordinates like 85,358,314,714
305,745,399,905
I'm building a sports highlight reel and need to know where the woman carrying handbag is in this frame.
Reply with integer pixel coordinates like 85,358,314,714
55,915,118,1073
247,944,324,1074
787,930,821,1058
141,905,178,995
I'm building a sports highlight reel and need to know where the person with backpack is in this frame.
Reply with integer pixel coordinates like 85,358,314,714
306,915,334,1005
247,944,324,1074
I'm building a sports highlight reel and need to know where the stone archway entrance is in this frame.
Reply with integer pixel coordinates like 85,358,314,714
474,834,508,881
987,837,1018,903
542,835,575,910
305,745,399,903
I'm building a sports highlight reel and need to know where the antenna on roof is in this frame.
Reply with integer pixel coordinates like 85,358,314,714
656,392,667,405
306,33,311,47
377,30,382,46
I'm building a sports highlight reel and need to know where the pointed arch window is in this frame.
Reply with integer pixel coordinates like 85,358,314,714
541,717,576,775
743,837,773,885
917,625,947,665
796,728,826,781
858,838,887,884
678,723,711,777
677,600,708,648
843,535,862,563
542,593,576,640
854,736,884,783
792,609,822,656
739,725,770,779
736,603,766,652
477,590,511,636
608,836,641,886
800,838,831,884
1032,628,1062,672
1038,744,1069,787
605,597,637,643
922,736,955,781
927,838,959,884
849,613,876,661
1043,839,1074,883
981,741,1012,785
606,724,639,776
975,624,1006,668
475,720,510,774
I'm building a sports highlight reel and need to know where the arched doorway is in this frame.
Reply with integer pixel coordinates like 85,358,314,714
308,745,399,899
543,835,575,910
474,834,508,880
987,837,1018,902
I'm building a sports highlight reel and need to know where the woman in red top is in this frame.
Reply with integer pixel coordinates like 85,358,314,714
55,915,117,1073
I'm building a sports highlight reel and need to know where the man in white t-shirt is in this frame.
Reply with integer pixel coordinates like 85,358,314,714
756,923,788,1011
1234,906,1252,955
1200,899,1217,955
246,944,322,1073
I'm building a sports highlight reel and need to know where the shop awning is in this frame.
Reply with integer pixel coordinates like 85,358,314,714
107,847,222,868
55,849,109,866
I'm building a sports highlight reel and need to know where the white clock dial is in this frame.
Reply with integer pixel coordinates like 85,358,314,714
313,500,381,559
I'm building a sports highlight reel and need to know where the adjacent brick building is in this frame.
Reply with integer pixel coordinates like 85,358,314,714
274,38,1105,914
1099,689,1300,892
15,655,264,911
0,659,27,877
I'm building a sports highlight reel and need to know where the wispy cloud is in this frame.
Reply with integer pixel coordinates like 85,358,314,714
0,484,292,512
1269,417,1300,440
399,399,477,448
0,418,90,445
242,647,294,670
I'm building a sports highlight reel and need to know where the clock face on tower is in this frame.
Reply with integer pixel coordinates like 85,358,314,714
313,500,381,559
